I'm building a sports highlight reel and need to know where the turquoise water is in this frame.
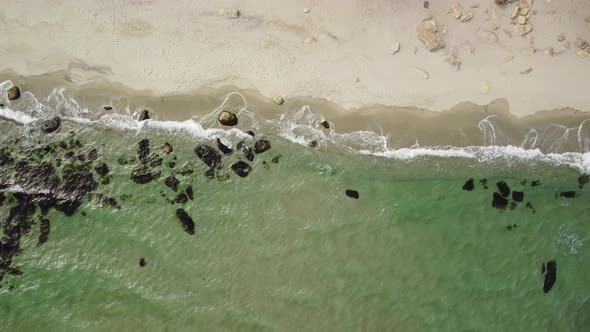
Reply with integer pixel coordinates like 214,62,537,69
1,118,589,331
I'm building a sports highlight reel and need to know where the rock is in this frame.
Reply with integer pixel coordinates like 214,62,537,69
37,218,51,246
496,181,510,197
513,23,533,36
526,202,535,213
237,141,254,162
416,20,445,51
139,258,147,267
77,153,86,162
517,15,527,25
577,49,590,60
175,209,195,235
578,174,589,185
460,12,473,23
574,38,589,49
174,193,188,204
424,1,429,9
42,117,61,133
512,191,524,202
88,149,98,161
231,161,252,177
345,189,359,199
246,130,255,137
442,55,461,69
543,260,557,293
254,140,271,154
65,151,76,162
186,185,194,200
205,168,215,179
216,172,230,181
560,191,576,198
220,7,240,19
103,105,113,111
180,169,194,176
462,179,475,191
492,192,508,209
531,180,541,186
131,167,160,184
194,145,222,169
165,176,179,191
320,120,330,129
391,42,400,55
544,47,555,56
309,140,318,148
272,95,285,105
557,33,566,42
451,2,463,19
480,179,489,189
94,162,110,176
138,109,150,121
162,143,173,154
7,86,21,100
303,7,310,14
520,68,533,75
138,139,150,164
218,111,238,126
271,155,281,164
216,138,233,155
101,196,120,209
507,225,513,231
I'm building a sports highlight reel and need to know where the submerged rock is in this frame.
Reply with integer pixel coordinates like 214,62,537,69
246,130,255,137
496,181,510,197
94,162,110,176
543,260,557,293
512,191,524,202
345,189,359,199
492,192,508,209
180,169,194,176
37,218,51,246
175,209,195,235
138,139,150,164
205,168,215,179
174,193,188,204
42,117,61,133
164,176,180,192
320,120,330,129
479,178,488,189
7,86,21,100
237,141,254,162
216,138,233,156
231,161,252,177
254,140,271,154
462,179,474,191
578,174,589,185
131,167,160,184
194,145,222,169
271,155,281,164
139,258,147,267
88,149,98,161
218,111,238,126
560,191,576,198
526,202,535,213
532,180,541,186
186,185,194,200
162,143,173,155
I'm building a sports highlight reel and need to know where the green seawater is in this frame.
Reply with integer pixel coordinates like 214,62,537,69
1,121,589,332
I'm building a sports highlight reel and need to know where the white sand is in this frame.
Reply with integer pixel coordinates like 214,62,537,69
1,0,589,116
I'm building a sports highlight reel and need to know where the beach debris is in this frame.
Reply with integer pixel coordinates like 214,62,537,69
216,138,233,156
520,68,533,75
162,143,173,154
94,162,110,176
254,140,271,154
424,1,429,9
480,82,491,94
220,7,240,19
512,191,524,202
413,68,429,80
42,116,61,133
175,209,195,235
194,145,222,169
451,2,463,19
218,111,238,126
186,185,194,200
237,141,255,162
303,7,310,14
497,181,510,197
390,41,401,55
139,258,147,267
543,260,557,293
416,20,445,51
492,192,508,209
231,161,252,177
138,109,150,121
559,191,576,198
345,189,359,199
272,95,285,105
462,179,475,191
164,176,179,192
544,47,555,56
442,54,461,69
320,120,330,129
7,86,20,100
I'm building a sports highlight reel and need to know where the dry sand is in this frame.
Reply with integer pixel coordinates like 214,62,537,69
1,0,590,115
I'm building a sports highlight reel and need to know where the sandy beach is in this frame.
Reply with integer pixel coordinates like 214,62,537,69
1,0,590,116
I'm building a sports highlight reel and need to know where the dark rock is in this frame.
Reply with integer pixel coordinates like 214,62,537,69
77,152,86,162
462,179,474,191
309,140,318,148
560,191,576,198
175,209,195,235
103,105,113,111
231,161,252,177
492,192,508,209
246,130,255,137
186,186,194,200
94,162,110,176
479,178,488,189
532,180,541,186
131,167,160,184
526,202,535,213
578,174,589,185
162,143,173,154
237,141,254,162
75,139,83,148
138,139,150,164
139,258,147,267
254,140,271,154
509,202,517,210
88,149,98,161
180,169,194,177
42,117,61,133
138,109,150,121
520,179,527,186
149,155,162,167
165,176,180,191
320,120,330,129
345,189,359,199
194,145,222,169
205,168,215,179
37,218,51,246
271,155,281,164
496,181,510,197
56,164,99,215
174,193,188,204
100,175,111,185
424,1,429,9
218,111,238,126
65,151,76,162
512,191,524,202
216,138,233,156
168,161,176,168
7,86,20,100
506,225,513,231
543,260,557,293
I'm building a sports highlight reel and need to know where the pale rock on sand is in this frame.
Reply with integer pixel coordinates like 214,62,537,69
442,54,461,69
480,82,491,94
503,55,515,62
303,7,310,14
219,7,240,19
577,49,590,60
557,33,566,42
544,47,555,56
416,20,445,51
460,12,474,23
574,38,589,50
390,42,401,55
272,95,285,105
451,2,463,19
520,68,534,75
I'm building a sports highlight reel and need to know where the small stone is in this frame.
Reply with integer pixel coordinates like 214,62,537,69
174,193,189,204
416,20,445,51
103,105,113,111
272,95,285,105
559,191,576,198
492,192,508,209
175,209,195,235
503,55,514,62
512,191,524,202
138,109,150,121
543,260,557,293
254,140,271,154
391,41,401,55
345,189,359,199
303,7,310,14
218,111,238,126
520,68,533,75
165,176,180,191
557,33,566,42
544,47,555,56
139,258,147,267
162,143,173,154
462,179,475,191
220,7,240,19
517,15,527,25
231,161,252,177
7,86,21,100
42,116,61,133
320,120,330,129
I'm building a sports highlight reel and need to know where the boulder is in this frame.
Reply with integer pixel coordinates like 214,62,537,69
416,20,445,51
254,140,271,154
512,191,524,202
216,138,233,155
462,179,474,191
42,117,61,133
543,260,557,293
7,86,20,100
320,121,330,129
231,161,252,177
164,176,179,191
345,189,359,199
218,111,238,126
496,181,510,197
88,149,98,161
175,209,195,235
174,193,188,204
94,162,110,176
492,192,508,209
139,258,147,267
194,145,222,169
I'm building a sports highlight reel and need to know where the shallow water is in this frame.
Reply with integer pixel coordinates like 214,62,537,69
1,80,590,331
